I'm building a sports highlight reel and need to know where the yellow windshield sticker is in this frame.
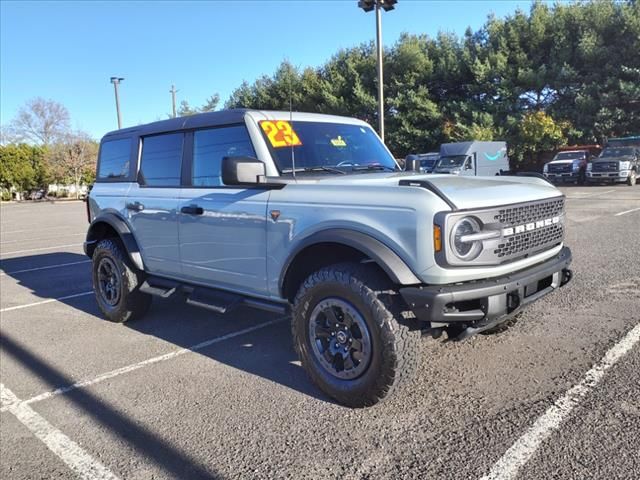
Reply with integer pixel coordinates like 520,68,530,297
330,136,347,147
260,120,302,148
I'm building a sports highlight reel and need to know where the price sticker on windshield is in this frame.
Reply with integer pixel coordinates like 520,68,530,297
260,120,302,148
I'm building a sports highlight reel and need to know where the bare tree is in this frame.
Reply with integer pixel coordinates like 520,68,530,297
49,131,98,198
10,97,71,146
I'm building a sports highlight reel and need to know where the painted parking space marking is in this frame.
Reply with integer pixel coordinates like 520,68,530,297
565,189,615,199
0,291,93,313
1,225,86,236
0,243,82,257
614,206,640,216
1,317,286,413
1,383,120,480
0,232,85,246
479,321,640,480
0,260,91,277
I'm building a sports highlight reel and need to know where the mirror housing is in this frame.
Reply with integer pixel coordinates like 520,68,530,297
404,155,421,172
221,156,266,185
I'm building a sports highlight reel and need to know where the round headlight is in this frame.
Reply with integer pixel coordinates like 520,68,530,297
450,217,483,260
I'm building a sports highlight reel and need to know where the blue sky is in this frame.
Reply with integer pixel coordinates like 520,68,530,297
1,0,533,139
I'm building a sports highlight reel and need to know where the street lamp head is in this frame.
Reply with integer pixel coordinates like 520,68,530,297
357,0,397,12
110,77,125,83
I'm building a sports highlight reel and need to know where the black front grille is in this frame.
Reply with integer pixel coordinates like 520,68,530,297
592,162,618,172
493,198,565,227
494,224,564,259
548,164,572,173
491,198,565,260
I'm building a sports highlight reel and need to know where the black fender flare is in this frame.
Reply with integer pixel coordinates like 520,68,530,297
279,229,422,296
84,213,145,271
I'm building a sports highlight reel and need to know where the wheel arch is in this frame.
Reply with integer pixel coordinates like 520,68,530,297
85,213,145,271
279,229,421,302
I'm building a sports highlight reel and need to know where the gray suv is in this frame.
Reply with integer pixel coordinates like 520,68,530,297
85,110,573,407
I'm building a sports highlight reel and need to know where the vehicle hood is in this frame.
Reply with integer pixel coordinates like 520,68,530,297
297,172,562,210
547,159,579,165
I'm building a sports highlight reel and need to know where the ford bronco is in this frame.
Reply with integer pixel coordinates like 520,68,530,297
85,110,573,407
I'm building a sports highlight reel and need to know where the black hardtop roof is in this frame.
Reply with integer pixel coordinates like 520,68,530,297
101,108,253,141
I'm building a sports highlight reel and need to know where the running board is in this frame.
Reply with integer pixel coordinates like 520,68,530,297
141,275,289,316
186,289,241,314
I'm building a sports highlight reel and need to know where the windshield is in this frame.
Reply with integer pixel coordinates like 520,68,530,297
437,155,467,168
600,147,634,158
554,151,585,160
260,120,398,174
420,158,437,168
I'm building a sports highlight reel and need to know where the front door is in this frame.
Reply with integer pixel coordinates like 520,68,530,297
178,125,270,297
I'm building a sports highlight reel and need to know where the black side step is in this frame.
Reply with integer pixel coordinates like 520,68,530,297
140,278,180,298
186,289,241,315
141,274,290,316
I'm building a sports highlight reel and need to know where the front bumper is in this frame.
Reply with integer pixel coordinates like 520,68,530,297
400,247,572,338
544,173,579,182
587,172,628,183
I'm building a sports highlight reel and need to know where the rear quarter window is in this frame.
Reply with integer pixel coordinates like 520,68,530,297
97,138,132,181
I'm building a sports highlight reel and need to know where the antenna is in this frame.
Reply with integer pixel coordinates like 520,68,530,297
289,69,296,181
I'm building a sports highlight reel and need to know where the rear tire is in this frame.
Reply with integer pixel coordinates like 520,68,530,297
291,263,421,407
92,238,151,323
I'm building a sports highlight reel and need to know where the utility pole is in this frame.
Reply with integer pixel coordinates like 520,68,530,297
170,84,178,118
375,3,384,142
358,0,396,143
110,77,125,129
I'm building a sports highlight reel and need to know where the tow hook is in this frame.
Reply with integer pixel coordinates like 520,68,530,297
561,268,573,286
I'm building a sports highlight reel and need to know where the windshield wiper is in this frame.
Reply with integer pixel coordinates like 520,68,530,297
282,166,347,175
351,165,398,172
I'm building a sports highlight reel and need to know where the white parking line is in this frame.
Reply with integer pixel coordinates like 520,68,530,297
0,243,81,257
0,317,286,412
0,233,85,246
615,206,640,216
566,189,615,198
1,225,85,236
0,291,93,313
480,322,640,480
1,383,120,480
0,260,91,277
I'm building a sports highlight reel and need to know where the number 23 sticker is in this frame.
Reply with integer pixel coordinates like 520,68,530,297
260,120,302,148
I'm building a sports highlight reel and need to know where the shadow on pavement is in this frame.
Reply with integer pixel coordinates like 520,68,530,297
1,252,330,405
1,332,221,479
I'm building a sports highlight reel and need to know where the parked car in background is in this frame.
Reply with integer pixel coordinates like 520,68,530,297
430,141,509,177
543,149,593,185
28,189,46,200
404,152,439,173
587,137,640,186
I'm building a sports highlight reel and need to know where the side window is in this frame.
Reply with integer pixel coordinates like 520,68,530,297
193,125,256,187
140,133,184,187
97,138,131,180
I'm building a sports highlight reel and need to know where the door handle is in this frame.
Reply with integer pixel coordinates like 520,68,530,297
126,202,144,212
181,205,204,215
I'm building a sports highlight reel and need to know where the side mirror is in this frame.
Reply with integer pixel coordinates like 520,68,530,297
221,156,266,185
405,157,421,171
465,160,473,170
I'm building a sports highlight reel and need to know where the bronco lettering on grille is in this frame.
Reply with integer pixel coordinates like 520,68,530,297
501,216,560,237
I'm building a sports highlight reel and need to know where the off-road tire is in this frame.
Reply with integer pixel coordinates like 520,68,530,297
627,170,637,186
291,262,421,407
92,238,151,323
479,312,522,335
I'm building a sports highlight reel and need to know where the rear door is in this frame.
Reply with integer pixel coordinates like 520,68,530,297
127,132,184,277
178,124,270,297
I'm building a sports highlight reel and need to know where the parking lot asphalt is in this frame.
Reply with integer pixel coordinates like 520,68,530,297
1,186,639,480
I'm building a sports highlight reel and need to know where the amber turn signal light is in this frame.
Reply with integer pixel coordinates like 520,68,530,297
433,224,442,252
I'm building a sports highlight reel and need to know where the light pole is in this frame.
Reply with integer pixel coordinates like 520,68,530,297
170,84,178,118
110,77,125,129
358,0,396,143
